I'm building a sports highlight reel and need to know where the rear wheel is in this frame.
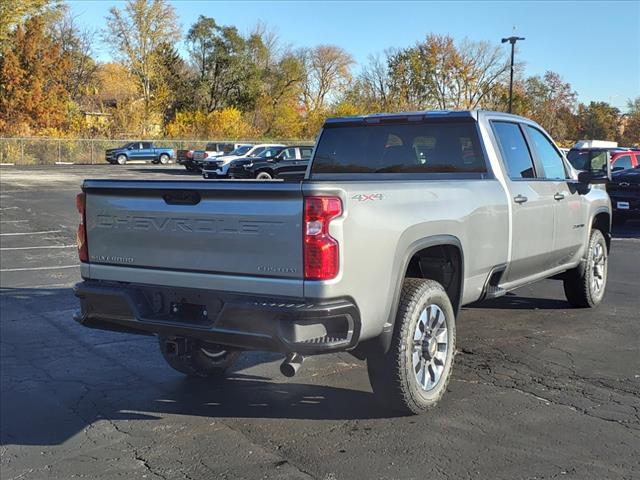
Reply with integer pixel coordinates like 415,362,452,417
159,154,170,165
116,154,127,165
159,336,240,378
563,228,608,308
256,171,273,180
367,278,456,414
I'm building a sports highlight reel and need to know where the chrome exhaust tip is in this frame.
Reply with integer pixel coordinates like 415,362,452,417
280,352,304,377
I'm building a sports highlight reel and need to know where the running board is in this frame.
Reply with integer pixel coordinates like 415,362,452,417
484,285,507,299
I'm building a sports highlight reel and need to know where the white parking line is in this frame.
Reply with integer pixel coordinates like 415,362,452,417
0,206,19,210
0,265,78,272
0,229,62,236
1,244,76,251
0,219,29,223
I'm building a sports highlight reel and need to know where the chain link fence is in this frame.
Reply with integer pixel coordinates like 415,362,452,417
0,138,311,165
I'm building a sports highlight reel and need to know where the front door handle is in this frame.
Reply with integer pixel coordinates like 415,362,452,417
554,192,565,201
514,194,528,204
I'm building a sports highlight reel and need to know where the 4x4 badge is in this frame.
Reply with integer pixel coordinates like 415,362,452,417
352,193,383,202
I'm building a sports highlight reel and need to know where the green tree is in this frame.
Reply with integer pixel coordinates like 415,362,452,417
186,15,261,113
104,0,180,134
576,102,620,141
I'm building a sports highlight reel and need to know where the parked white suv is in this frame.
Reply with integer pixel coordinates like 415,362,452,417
202,144,285,179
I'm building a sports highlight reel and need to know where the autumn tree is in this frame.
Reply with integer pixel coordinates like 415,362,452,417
387,34,509,110
523,71,577,140
104,0,180,134
619,97,640,146
299,45,354,113
0,0,58,42
52,8,99,103
0,15,72,135
343,53,394,113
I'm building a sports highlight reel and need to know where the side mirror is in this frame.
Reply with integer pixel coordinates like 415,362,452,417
578,151,611,184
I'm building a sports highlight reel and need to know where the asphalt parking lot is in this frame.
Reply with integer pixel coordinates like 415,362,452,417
1,164,639,480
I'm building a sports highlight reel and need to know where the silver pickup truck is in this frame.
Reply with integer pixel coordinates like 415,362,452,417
74,111,612,414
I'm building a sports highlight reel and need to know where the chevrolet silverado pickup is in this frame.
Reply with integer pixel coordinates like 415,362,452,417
105,142,174,165
75,111,612,414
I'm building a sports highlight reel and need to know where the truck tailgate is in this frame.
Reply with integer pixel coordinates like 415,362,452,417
83,180,303,282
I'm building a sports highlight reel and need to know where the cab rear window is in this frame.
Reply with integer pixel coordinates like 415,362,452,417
311,121,487,175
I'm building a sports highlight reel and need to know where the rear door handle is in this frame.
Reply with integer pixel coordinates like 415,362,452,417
513,194,528,204
554,192,565,201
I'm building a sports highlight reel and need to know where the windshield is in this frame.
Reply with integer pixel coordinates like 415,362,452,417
248,146,266,157
257,147,284,158
312,121,486,174
229,145,252,156
567,149,608,171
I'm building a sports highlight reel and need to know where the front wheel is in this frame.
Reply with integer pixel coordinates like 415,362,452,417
563,228,608,308
159,336,240,378
116,154,127,165
367,278,456,414
159,154,170,165
255,171,273,180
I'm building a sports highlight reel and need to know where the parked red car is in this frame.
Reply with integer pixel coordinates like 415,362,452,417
610,151,640,171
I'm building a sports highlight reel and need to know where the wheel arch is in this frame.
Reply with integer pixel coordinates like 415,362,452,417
591,208,611,252
379,235,464,353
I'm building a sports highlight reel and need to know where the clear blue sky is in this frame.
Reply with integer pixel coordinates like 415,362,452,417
69,0,640,111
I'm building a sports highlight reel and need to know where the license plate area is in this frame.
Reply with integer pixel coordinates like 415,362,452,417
170,302,208,324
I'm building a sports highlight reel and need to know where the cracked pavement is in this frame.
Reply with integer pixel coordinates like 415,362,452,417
1,165,639,479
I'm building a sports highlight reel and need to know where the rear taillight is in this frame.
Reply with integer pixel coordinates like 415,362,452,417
76,192,88,263
303,196,342,280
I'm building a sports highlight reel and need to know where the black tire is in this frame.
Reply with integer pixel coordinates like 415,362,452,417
256,171,273,180
159,336,240,378
116,154,127,165
159,154,170,165
367,278,456,415
563,228,608,308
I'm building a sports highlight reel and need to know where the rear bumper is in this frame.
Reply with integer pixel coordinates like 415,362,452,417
74,281,360,354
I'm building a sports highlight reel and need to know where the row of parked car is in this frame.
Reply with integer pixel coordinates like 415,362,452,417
103,138,638,225
567,146,640,226
562,142,639,226
177,142,314,180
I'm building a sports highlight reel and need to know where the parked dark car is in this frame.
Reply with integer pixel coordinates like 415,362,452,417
178,142,244,172
566,147,633,172
228,145,314,180
105,142,174,165
607,165,640,225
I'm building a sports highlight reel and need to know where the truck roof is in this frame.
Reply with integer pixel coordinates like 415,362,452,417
323,110,530,126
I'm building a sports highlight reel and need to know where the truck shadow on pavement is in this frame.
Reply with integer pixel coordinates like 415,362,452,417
1,288,392,447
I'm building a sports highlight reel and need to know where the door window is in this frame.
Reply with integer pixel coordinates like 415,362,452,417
525,126,567,179
141,142,152,149
613,154,633,171
282,148,297,160
300,147,313,159
492,122,536,179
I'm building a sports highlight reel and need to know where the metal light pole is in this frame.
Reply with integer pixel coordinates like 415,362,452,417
501,36,525,113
